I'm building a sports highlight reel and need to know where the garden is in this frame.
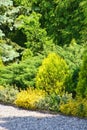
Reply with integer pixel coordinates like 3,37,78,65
0,0,87,118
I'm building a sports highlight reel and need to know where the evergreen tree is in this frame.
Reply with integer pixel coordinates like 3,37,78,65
36,53,69,94
76,46,87,98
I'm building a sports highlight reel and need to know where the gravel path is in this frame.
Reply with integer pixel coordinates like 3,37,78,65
0,104,87,130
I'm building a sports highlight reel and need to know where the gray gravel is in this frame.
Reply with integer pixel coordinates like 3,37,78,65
0,104,87,130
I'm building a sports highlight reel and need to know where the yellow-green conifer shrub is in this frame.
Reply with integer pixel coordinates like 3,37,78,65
14,88,46,110
36,53,69,94
60,98,87,117
60,99,78,116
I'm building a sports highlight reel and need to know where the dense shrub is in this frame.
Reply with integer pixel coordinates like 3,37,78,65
0,85,19,104
65,68,79,98
14,88,46,110
55,42,84,96
0,55,43,89
59,98,87,117
56,41,84,72
0,39,22,65
76,47,87,98
29,0,87,45
36,94,60,112
16,12,53,55
36,53,69,94
15,88,72,112
36,93,72,112
0,66,13,85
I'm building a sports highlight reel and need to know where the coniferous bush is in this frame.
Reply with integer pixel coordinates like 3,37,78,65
36,53,69,94
0,56,43,89
76,47,87,98
59,98,87,117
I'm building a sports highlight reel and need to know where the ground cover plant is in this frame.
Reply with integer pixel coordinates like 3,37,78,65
0,85,19,104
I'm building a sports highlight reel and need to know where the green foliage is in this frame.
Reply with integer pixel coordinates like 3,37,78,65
13,0,33,7
53,41,84,96
79,0,87,43
16,12,52,55
0,0,86,118
60,97,87,117
0,0,26,47
36,94,60,112
36,92,72,112
0,1,26,65
0,84,19,104
56,40,84,72
22,49,33,60
0,1,19,35
76,46,87,98
0,39,21,64
36,53,69,94
31,0,86,45
14,88,46,110
65,68,79,98
0,55,43,89
15,88,72,112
